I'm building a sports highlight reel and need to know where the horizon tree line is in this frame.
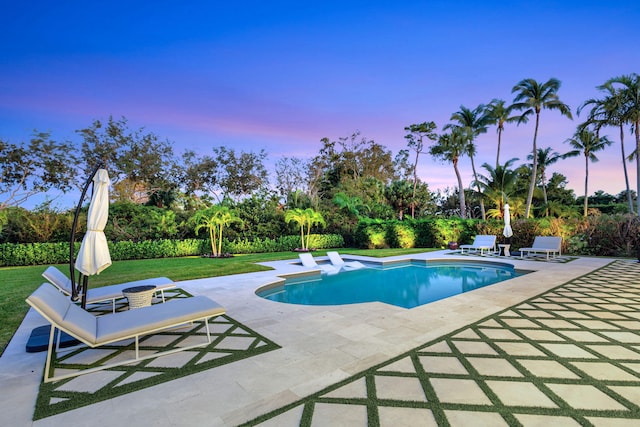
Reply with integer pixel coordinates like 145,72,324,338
1,74,639,227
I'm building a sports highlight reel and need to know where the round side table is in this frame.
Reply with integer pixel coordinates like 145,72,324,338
122,285,157,309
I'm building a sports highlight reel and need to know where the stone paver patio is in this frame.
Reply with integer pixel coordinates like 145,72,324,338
1,251,639,426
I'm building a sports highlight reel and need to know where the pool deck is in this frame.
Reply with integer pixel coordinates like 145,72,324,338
1,251,637,426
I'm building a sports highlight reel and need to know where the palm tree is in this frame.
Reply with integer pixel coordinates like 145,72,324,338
444,104,492,219
285,208,309,250
304,208,326,250
526,147,572,216
511,78,573,218
564,128,613,216
474,158,519,214
486,99,519,168
607,73,640,216
193,205,241,256
430,129,470,218
385,180,414,220
579,82,634,213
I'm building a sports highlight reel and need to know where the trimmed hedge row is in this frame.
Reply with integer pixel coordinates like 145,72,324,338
353,215,640,258
0,234,345,267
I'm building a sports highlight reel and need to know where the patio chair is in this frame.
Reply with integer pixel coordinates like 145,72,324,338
327,251,366,271
298,253,340,275
42,266,176,313
26,282,226,382
520,236,562,260
459,235,497,255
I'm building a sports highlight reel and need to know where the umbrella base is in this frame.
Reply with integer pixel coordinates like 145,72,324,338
26,325,80,353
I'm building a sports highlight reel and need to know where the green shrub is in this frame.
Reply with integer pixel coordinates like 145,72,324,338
0,234,345,266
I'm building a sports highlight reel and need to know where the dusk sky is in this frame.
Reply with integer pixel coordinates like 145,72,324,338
2,0,640,208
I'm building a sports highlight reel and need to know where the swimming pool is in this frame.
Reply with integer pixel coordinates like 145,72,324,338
257,260,526,309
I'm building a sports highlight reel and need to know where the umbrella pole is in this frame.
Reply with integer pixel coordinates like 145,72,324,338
70,163,103,302
80,275,89,309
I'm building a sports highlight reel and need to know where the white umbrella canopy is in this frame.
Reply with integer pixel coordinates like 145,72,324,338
75,169,112,276
503,203,513,239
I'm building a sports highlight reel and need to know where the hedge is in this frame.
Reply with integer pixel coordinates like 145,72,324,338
354,215,640,258
0,234,345,267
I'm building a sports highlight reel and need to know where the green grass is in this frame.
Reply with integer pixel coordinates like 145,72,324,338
0,248,436,355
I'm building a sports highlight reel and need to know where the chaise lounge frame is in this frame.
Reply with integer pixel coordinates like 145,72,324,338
27,283,226,383
43,266,176,313
459,235,497,255
520,236,562,260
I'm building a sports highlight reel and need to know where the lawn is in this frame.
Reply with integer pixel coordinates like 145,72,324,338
0,248,433,355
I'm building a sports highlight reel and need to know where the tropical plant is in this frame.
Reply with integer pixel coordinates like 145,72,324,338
430,129,470,218
511,78,573,218
284,208,326,251
486,99,519,168
606,73,640,216
579,81,634,213
526,147,573,216
564,128,613,216
444,105,492,219
475,158,519,214
333,192,370,218
385,180,414,220
193,205,243,256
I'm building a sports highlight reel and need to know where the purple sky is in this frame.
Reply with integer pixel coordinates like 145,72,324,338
2,1,640,208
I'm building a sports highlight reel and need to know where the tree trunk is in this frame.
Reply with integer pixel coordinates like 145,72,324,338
454,160,466,218
469,154,486,220
496,126,503,169
525,113,540,218
584,155,589,217
619,124,634,214
636,119,640,217
541,170,549,217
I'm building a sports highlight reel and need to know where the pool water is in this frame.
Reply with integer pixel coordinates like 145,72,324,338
258,261,525,309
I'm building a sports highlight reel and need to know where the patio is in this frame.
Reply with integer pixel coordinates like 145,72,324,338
1,251,639,426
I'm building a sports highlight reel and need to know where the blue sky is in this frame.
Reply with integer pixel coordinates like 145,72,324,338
2,0,640,208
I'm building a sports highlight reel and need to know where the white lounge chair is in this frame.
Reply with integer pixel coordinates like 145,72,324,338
43,266,176,312
459,235,497,255
520,236,562,260
299,253,340,275
327,251,366,271
26,282,226,382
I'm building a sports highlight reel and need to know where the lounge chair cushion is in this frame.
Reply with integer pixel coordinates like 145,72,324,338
42,266,176,307
520,236,562,259
459,235,497,254
27,283,225,346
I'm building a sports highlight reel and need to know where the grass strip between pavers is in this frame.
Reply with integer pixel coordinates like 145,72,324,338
33,289,281,420
241,260,640,426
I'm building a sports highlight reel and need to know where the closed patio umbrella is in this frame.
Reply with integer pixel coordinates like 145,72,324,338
74,168,112,307
503,203,513,241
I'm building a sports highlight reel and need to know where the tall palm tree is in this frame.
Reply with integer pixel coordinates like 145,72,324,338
526,147,572,216
565,128,613,216
607,73,640,216
486,99,519,168
511,78,573,218
430,129,470,218
579,82,634,213
444,104,492,219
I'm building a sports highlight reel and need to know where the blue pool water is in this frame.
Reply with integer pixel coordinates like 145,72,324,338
257,261,525,309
